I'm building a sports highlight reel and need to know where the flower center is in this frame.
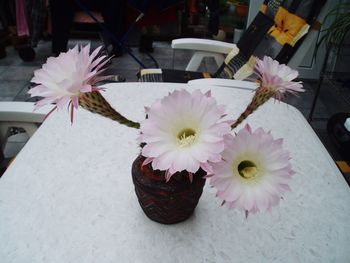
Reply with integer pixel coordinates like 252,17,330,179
177,128,196,147
238,160,258,179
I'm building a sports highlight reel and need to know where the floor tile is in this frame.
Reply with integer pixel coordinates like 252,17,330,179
0,66,38,81
13,85,31,102
0,80,28,101
142,57,173,70
0,66,6,74
111,56,143,71
0,47,23,66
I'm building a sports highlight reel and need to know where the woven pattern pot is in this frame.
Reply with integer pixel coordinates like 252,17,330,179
132,155,206,224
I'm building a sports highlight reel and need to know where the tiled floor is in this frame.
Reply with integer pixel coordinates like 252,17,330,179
1,39,349,182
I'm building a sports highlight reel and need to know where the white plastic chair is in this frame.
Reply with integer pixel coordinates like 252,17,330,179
172,38,237,72
0,102,54,157
171,5,329,73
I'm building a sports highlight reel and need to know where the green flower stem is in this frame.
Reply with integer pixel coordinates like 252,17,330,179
79,91,140,129
231,86,274,130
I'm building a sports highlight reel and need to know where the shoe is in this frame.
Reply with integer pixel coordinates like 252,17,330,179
18,45,36,62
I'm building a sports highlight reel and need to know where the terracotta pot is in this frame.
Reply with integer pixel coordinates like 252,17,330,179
235,3,248,17
131,154,206,224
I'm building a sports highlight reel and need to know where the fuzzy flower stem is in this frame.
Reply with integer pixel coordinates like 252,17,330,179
79,91,140,129
231,86,274,130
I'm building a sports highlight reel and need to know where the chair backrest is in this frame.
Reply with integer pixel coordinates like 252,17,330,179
214,0,327,80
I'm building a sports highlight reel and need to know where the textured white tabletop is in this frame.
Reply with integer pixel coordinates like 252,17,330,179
1,82,349,263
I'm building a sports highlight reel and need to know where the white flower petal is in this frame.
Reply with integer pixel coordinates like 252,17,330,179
28,44,108,113
254,56,304,98
140,89,230,180
210,125,293,215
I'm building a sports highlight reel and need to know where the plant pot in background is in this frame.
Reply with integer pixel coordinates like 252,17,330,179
235,3,248,18
131,154,206,224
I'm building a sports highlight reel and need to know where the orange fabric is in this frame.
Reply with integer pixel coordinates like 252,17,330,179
336,161,350,173
267,7,306,46
260,4,267,14
202,72,211,78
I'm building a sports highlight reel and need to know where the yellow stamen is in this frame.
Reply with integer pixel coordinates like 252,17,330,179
238,160,258,179
177,128,196,148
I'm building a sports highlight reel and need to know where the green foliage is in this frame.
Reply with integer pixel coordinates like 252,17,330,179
316,2,350,53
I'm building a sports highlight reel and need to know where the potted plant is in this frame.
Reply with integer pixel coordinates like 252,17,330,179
316,2,350,54
234,0,249,18
309,2,350,122
28,45,302,223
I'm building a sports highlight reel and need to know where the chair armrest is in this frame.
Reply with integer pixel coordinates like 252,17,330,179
0,102,54,150
0,102,54,123
171,38,236,54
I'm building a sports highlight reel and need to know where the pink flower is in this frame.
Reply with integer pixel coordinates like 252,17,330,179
254,56,304,100
28,44,110,120
210,124,294,215
139,89,231,181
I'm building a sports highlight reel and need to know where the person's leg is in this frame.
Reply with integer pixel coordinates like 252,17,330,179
50,0,74,54
207,0,220,36
99,0,127,56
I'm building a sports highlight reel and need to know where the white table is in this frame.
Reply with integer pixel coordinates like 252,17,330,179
1,82,349,263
